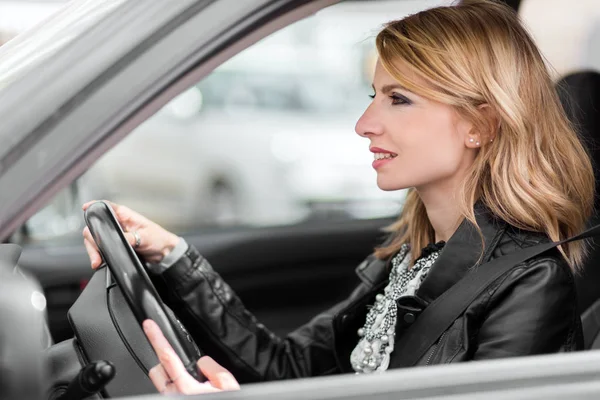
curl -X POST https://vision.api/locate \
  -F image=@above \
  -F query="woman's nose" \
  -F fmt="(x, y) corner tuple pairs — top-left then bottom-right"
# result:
(355, 104), (383, 138)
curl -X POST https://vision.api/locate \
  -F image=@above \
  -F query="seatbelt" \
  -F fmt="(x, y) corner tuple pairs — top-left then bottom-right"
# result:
(393, 223), (600, 368)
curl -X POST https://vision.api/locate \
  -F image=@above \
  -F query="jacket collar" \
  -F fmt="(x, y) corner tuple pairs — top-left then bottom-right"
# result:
(354, 255), (388, 288)
(416, 203), (506, 304)
(355, 203), (507, 303)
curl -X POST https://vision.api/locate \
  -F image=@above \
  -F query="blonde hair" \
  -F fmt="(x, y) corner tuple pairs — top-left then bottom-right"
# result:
(374, 0), (595, 270)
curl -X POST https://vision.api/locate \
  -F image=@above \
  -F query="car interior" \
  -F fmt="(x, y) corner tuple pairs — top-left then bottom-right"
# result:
(40, 47), (600, 400)
(1, 0), (600, 399)
(558, 70), (600, 349)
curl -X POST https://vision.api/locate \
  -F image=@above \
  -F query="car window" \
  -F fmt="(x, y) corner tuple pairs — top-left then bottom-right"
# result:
(18, 0), (453, 241)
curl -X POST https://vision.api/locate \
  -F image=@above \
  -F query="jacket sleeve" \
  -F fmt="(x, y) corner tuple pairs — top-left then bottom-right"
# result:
(155, 244), (359, 383)
(473, 256), (581, 360)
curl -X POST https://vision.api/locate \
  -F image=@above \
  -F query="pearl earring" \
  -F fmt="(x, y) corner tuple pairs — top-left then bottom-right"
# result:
(469, 138), (474, 143)
(476, 141), (480, 146)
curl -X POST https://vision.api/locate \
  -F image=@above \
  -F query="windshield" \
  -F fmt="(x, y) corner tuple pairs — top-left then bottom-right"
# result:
(0, 0), (126, 89)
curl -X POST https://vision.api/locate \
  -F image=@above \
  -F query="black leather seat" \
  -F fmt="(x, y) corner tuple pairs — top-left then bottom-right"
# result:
(556, 70), (600, 349)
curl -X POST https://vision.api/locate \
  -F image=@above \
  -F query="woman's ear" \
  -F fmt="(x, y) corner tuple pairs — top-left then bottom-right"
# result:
(477, 103), (499, 144)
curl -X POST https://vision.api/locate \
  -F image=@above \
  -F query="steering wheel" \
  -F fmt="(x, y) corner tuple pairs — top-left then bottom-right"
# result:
(57, 201), (205, 398)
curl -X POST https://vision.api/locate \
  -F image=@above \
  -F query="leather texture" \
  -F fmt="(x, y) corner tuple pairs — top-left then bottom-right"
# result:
(67, 264), (202, 397)
(68, 266), (156, 397)
(108, 283), (160, 371)
(157, 205), (583, 383)
(108, 278), (200, 369)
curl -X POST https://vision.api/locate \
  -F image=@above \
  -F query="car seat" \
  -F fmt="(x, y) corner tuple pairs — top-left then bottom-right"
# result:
(556, 70), (600, 349)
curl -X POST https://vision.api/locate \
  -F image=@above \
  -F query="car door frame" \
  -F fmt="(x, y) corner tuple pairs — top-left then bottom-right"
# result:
(118, 349), (600, 399)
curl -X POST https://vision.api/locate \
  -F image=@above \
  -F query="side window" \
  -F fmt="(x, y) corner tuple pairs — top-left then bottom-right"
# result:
(20, 0), (453, 241)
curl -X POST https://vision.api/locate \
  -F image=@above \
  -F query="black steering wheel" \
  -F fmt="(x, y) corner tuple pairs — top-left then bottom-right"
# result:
(61, 201), (205, 398)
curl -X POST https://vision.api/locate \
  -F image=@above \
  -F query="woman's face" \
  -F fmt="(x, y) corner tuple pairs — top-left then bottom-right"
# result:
(355, 61), (478, 193)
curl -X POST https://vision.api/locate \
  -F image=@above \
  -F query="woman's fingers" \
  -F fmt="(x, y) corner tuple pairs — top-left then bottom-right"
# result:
(122, 231), (139, 249)
(83, 238), (102, 269)
(82, 231), (136, 270)
(143, 319), (238, 394)
(82, 226), (96, 246)
(82, 200), (94, 211)
(82, 227), (102, 269)
(148, 363), (219, 395)
(143, 320), (176, 359)
(82, 207), (138, 246)
(81, 200), (179, 266)
(143, 320), (201, 392)
(148, 364), (178, 394)
(82, 201), (141, 258)
(197, 356), (241, 391)
(82, 200), (134, 228)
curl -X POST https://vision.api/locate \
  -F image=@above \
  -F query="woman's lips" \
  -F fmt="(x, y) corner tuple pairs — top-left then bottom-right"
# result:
(370, 146), (396, 155)
(372, 157), (394, 169)
(370, 147), (398, 170)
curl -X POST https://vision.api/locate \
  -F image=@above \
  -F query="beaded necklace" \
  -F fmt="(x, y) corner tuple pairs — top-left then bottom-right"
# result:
(350, 242), (444, 373)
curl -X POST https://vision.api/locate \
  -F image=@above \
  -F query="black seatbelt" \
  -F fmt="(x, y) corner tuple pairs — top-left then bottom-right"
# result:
(393, 223), (600, 368)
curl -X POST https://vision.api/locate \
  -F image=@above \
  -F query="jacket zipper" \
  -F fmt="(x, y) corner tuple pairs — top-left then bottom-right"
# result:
(425, 331), (447, 365)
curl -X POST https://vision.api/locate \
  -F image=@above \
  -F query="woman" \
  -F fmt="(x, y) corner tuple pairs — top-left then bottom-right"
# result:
(83, 0), (595, 395)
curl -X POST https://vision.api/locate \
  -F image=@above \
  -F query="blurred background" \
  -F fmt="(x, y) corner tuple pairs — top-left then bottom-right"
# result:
(1, 0), (599, 243)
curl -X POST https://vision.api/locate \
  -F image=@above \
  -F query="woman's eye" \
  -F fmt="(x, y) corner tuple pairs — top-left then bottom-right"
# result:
(368, 94), (375, 99)
(391, 94), (411, 105)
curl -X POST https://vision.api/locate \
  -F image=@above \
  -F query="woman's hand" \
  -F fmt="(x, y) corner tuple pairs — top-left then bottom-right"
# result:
(143, 319), (240, 395)
(82, 200), (180, 269)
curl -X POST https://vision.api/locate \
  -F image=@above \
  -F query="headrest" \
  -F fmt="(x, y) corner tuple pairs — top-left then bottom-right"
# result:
(557, 70), (600, 151)
(556, 71), (600, 210)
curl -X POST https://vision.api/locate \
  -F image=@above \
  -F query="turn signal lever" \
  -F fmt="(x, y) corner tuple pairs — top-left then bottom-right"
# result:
(53, 361), (115, 400)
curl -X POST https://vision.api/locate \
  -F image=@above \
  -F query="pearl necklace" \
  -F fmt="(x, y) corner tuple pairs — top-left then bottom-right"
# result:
(350, 244), (443, 374)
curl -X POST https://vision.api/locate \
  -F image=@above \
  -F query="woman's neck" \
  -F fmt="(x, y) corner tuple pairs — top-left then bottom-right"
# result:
(416, 185), (463, 243)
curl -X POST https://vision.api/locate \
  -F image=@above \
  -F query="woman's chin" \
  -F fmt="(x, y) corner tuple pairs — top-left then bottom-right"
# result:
(376, 179), (409, 192)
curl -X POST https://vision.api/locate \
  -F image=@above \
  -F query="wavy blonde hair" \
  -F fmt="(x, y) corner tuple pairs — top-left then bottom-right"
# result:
(373, 0), (595, 270)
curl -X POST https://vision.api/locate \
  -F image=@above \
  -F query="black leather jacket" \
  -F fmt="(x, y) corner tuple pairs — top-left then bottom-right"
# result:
(157, 208), (583, 383)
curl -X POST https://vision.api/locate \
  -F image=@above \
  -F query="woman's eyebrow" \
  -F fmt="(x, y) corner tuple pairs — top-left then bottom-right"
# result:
(371, 83), (410, 94)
